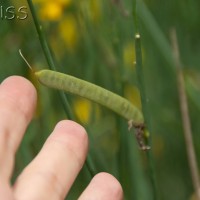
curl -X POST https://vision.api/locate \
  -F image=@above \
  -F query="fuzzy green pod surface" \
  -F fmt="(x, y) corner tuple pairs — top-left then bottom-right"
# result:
(35, 69), (144, 124)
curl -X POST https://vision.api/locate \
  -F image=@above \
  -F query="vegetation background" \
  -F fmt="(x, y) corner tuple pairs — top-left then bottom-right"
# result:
(0, 0), (200, 199)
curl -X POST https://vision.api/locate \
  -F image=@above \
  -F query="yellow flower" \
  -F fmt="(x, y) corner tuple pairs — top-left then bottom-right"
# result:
(59, 15), (78, 50)
(123, 43), (145, 69)
(73, 99), (91, 124)
(73, 98), (100, 124)
(123, 43), (136, 68)
(33, 0), (72, 21)
(124, 84), (141, 109)
(39, 2), (63, 21)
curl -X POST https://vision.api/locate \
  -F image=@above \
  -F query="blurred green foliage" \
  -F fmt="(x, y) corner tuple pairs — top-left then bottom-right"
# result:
(0, 0), (200, 199)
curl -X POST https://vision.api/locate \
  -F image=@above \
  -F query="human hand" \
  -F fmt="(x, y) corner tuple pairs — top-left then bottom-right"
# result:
(0, 76), (123, 200)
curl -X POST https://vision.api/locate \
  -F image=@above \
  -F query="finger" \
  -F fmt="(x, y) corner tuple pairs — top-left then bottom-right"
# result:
(14, 120), (88, 200)
(0, 76), (37, 180)
(78, 172), (123, 200)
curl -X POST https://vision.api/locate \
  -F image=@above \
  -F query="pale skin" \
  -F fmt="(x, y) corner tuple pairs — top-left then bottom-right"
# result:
(0, 76), (123, 200)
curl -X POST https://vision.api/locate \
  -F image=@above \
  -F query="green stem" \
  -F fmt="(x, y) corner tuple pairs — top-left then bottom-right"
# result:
(26, 0), (95, 178)
(137, 0), (174, 70)
(26, 0), (54, 70)
(26, 0), (73, 119)
(133, 0), (158, 199)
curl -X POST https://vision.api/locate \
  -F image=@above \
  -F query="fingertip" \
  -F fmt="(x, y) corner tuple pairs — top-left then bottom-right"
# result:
(1, 76), (36, 95)
(54, 120), (87, 136)
(49, 120), (88, 165)
(53, 120), (88, 143)
(0, 75), (37, 121)
(79, 172), (123, 200)
(92, 172), (123, 199)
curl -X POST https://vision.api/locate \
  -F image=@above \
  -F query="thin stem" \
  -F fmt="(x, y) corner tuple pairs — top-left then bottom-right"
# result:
(26, 0), (54, 70)
(137, 1), (174, 70)
(26, 0), (95, 178)
(170, 28), (200, 200)
(26, 0), (73, 119)
(133, 0), (158, 199)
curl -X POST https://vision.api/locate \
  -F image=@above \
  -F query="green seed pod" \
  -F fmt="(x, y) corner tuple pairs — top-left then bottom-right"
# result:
(35, 69), (144, 124)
